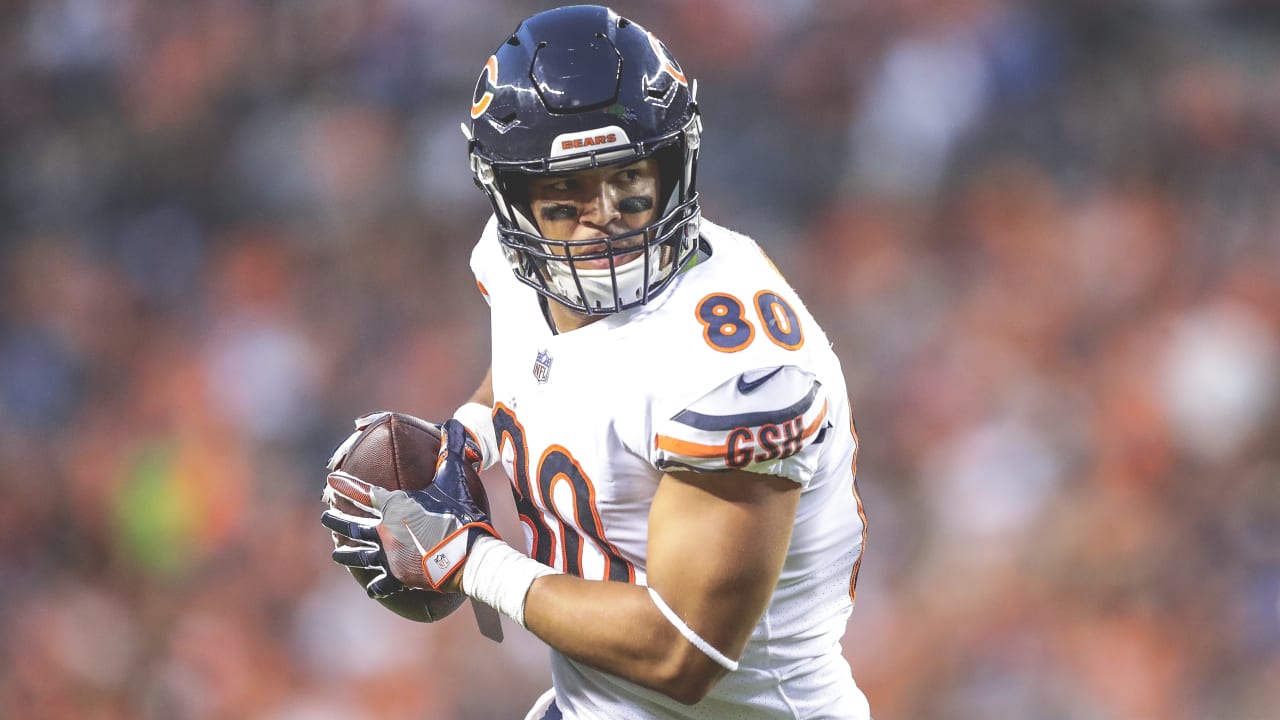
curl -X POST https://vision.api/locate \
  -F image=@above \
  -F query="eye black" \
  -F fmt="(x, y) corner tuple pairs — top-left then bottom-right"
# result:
(541, 204), (578, 221)
(618, 196), (653, 214)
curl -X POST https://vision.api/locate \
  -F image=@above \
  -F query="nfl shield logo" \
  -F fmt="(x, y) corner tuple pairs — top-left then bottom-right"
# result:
(532, 349), (553, 384)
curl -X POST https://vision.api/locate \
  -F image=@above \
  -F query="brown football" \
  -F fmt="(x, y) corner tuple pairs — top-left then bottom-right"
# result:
(327, 411), (488, 622)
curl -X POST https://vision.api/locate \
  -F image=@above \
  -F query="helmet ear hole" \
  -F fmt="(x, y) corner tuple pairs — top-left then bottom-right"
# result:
(499, 173), (531, 206)
(654, 145), (683, 210)
(496, 173), (539, 235)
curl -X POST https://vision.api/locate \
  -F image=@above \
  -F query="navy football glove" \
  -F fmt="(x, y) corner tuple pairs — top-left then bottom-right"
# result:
(321, 419), (496, 598)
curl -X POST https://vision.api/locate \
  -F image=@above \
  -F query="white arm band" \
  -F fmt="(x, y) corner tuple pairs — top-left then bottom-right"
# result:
(647, 587), (740, 672)
(462, 536), (559, 628)
(453, 402), (501, 471)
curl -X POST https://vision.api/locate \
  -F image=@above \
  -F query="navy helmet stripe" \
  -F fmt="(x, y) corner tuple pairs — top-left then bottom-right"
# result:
(672, 381), (820, 432)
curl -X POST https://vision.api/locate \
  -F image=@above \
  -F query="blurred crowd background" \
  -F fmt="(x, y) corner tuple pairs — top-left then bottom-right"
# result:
(2, 0), (1278, 718)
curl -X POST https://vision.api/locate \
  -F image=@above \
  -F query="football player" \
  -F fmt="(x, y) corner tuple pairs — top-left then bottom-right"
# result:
(323, 5), (871, 718)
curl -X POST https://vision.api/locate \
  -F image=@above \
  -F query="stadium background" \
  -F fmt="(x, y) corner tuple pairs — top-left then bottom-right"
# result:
(1, 0), (1278, 717)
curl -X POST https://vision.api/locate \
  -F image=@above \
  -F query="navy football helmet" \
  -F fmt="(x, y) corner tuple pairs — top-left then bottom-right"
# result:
(464, 5), (702, 315)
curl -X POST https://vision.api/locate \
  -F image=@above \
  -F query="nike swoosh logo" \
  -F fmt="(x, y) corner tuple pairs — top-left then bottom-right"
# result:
(737, 367), (784, 394)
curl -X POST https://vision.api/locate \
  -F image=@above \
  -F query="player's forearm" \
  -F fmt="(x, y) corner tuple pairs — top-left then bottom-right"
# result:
(521, 574), (728, 704)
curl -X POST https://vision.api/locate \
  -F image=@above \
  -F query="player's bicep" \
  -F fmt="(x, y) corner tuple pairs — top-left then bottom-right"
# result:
(645, 467), (801, 666)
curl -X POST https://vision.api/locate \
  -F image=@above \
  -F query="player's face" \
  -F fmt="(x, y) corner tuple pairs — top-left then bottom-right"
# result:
(527, 158), (661, 269)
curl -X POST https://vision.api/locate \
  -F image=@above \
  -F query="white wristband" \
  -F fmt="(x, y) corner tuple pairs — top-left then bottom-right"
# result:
(647, 587), (740, 672)
(462, 536), (559, 628)
(453, 402), (500, 471)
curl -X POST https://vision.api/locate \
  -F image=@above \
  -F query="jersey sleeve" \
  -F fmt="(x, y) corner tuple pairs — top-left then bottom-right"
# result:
(651, 365), (831, 486)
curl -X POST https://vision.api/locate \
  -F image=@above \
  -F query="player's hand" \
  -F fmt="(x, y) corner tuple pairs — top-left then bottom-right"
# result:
(321, 420), (497, 597)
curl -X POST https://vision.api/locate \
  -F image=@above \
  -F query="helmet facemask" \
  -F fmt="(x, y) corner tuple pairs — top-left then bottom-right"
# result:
(472, 113), (702, 315)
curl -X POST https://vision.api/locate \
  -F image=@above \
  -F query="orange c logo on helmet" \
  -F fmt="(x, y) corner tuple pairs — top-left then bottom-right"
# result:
(471, 55), (498, 119)
(647, 32), (687, 86)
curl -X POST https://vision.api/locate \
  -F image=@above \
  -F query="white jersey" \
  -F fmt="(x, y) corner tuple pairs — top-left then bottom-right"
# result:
(471, 217), (870, 720)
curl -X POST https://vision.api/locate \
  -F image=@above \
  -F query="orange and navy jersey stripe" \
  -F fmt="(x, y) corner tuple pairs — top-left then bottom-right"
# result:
(654, 399), (827, 459)
(652, 366), (829, 484)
